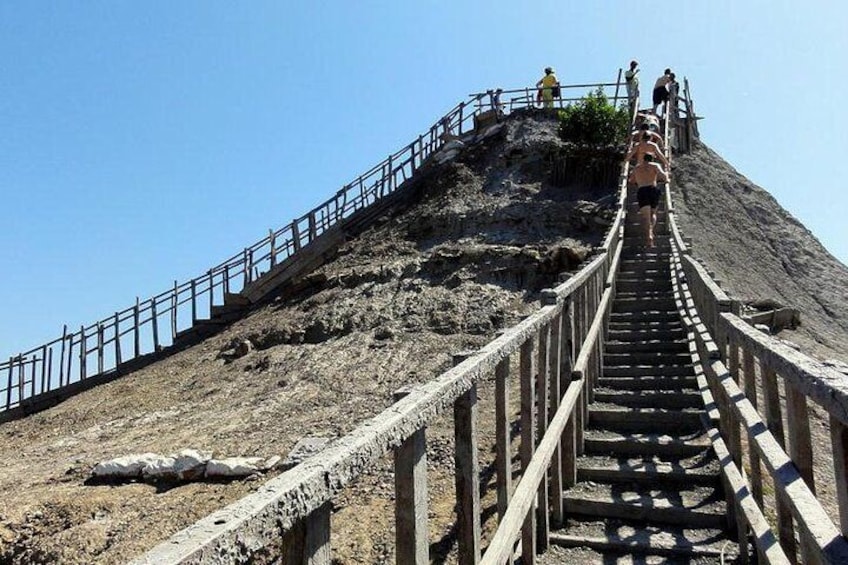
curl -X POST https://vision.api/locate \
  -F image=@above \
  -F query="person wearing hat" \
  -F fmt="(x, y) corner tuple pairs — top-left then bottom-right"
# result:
(536, 67), (559, 109)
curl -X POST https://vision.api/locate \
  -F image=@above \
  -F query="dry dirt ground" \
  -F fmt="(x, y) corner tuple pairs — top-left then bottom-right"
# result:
(2, 113), (846, 564)
(0, 112), (616, 564)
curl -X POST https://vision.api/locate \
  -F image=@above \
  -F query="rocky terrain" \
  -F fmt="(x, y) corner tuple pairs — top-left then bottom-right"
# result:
(1, 110), (846, 564)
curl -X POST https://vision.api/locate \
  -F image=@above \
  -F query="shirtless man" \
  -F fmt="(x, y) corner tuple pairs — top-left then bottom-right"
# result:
(652, 69), (673, 114)
(628, 154), (669, 248)
(629, 123), (665, 151)
(626, 133), (668, 169)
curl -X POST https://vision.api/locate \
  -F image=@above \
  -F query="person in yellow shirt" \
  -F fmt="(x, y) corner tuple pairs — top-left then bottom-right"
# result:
(536, 67), (559, 109)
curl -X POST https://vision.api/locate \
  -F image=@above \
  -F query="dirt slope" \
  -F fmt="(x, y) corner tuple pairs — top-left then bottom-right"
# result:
(672, 139), (848, 361)
(0, 111), (616, 564)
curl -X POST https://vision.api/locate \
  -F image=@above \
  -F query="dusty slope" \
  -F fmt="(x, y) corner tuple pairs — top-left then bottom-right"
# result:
(0, 111), (617, 564)
(672, 139), (848, 361)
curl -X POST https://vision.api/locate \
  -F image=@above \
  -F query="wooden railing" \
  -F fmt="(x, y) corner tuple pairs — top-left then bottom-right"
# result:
(666, 173), (848, 563)
(131, 87), (634, 565)
(1, 75), (629, 418)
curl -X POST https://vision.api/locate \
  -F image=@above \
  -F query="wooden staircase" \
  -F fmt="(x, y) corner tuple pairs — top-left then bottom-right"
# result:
(547, 191), (743, 563)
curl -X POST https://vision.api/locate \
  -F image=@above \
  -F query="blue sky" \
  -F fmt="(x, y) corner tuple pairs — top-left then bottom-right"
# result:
(1, 1), (845, 359)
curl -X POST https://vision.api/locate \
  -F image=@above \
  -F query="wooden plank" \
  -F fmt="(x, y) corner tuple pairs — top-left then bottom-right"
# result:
(79, 325), (86, 381)
(830, 416), (848, 537)
(394, 387), (429, 565)
(728, 339), (742, 468)
(97, 323), (104, 375)
(151, 301), (160, 351)
(520, 338), (537, 564)
(59, 324), (68, 387)
(495, 358), (512, 522)
(133, 299), (140, 357)
(113, 313), (122, 367)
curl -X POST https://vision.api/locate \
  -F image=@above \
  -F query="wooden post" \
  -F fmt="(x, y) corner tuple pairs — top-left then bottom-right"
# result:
(29, 357), (36, 398)
(785, 382), (815, 493)
(114, 313), (122, 368)
(45, 347), (53, 395)
(308, 211), (317, 241)
(453, 354), (481, 565)
(292, 221), (302, 252)
(40, 345), (48, 394)
(269, 229), (277, 267)
(133, 298), (141, 357)
(59, 324), (68, 387)
(65, 329), (74, 387)
(77, 325), (86, 381)
(97, 322), (104, 375)
(830, 416), (848, 537)
(171, 281), (178, 341)
(191, 280), (197, 325)
(549, 312), (564, 526)
(536, 325), (550, 551)
(494, 358), (512, 522)
(520, 338), (537, 564)
(151, 300), (160, 351)
(393, 388), (429, 565)
(281, 502), (332, 565)
(742, 348), (764, 506)
(763, 366), (796, 559)
(5, 358), (12, 410)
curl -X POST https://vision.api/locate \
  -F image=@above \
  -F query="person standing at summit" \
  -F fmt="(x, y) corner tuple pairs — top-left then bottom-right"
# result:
(652, 68), (674, 115)
(536, 67), (559, 109)
(625, 60), (639, 110)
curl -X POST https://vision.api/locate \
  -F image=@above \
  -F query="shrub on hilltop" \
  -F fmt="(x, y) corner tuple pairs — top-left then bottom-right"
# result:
(557, 88), (630, 147)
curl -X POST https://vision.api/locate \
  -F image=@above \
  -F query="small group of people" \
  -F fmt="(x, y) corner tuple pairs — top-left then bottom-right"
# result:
(624, 61), (678, 116)
(627, 111), (670, 248)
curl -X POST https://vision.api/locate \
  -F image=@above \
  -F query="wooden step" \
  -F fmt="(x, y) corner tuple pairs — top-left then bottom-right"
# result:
(603, 351), (692, 366)
(588, 407), (704, 433)
(583, 430), (711, 458)
(612, 297), (677, 312)
(597, 375), (698, 390)
(603, 365), (695, 377)
(548, 519), (738, 562)
(609, 311), (680, 324)
(605, 340), (688, 354)
(577, 453), (720, 486)
(616, 279), (673, 293)
(593, 389), (701, 409)
(561, 482), (727, 529)
(606, 328), (685, 341)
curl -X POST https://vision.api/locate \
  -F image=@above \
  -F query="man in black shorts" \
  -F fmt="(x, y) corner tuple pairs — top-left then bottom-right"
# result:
(628, 154), (669, 248)
(652, 69), (674, 115)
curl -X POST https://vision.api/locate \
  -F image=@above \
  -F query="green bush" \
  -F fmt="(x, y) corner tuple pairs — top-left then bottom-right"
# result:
(557, 88), (630, 146)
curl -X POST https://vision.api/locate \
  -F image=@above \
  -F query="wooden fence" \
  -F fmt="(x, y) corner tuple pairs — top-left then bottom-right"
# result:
(666, 186), (848, 564)
(1, 74), (630, 419)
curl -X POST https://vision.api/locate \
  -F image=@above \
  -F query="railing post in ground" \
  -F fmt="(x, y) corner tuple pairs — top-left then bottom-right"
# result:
(269, 229), (277, 267)
(113, 312), (122, 368)
(742, 348), (764, 506)
(97, 322), (104, 375)
(292, 221), (302, 252)
(535, 324), (550, 551)
(79, 325), (86, 381)
(281, 502), (332, 565)
(40, 344), (49, 394)
(786, 379), (817, 565)
(520, 337), (537, 564)
(452, 352), (481, 565)
(151, 300), (160, 352)
(133, 299), (140, 357)
(171, 281), (178, 341)
(727, 338), (742, 468)
(785, 382), (815, 493)
(494, 357), (512, 523)
(59, 324), (68, 387)
(547, 309), (564, 527)
(830, 416), (848, 538)
(5, 358), (12, 410)
(393, 387), (429, 565)
(761, 364), (796, 560)
(190, 280), (197, 325)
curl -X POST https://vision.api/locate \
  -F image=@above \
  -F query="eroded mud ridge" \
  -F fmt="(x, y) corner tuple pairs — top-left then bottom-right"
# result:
(0, 112), (619, 564)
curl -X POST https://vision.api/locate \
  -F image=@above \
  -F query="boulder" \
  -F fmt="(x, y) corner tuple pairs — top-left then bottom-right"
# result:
(91, 453), (160, 479)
